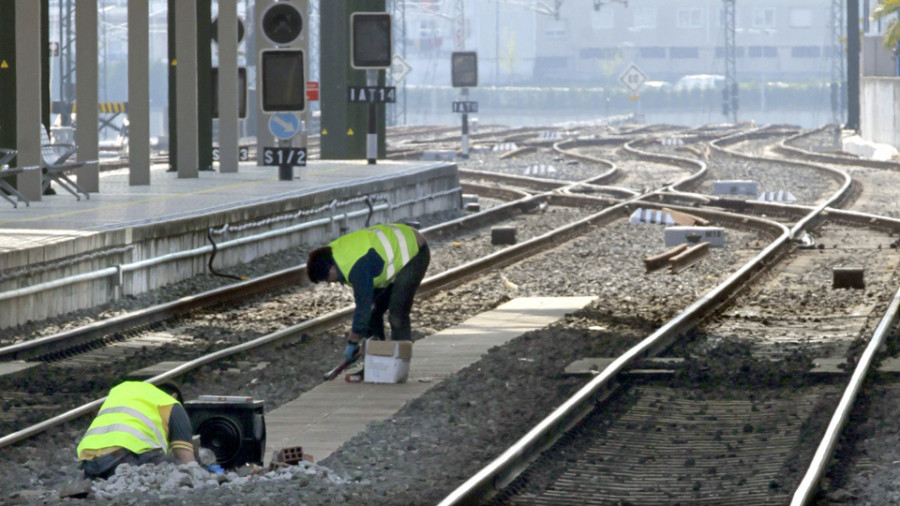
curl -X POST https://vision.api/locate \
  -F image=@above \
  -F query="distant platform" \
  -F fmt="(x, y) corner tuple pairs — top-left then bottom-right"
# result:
(0, 159), (460, 327)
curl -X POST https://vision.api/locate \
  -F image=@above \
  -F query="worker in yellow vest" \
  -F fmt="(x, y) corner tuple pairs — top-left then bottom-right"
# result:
(306, 223), (430, 363)
(76, 381), (196, 479)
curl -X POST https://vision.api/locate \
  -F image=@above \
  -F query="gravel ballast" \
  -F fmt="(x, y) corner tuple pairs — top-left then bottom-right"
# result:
(3, 127), (900, 505)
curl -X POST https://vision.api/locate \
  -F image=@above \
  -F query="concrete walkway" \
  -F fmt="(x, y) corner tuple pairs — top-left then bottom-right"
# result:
(263, 296), (596, 463)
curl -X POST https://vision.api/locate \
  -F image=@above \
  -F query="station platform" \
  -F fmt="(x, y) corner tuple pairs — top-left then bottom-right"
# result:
(0, 159), (460, 328)
(263, 296), (596, 464)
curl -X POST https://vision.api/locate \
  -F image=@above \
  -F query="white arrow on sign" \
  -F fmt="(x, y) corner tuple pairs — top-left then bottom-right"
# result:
(273, 115), (296, 133)
(390, 54), (413, 84)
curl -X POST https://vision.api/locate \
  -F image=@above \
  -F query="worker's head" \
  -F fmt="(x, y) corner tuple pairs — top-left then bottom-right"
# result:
(157, 381), (184, 403)
(307, 246), (336, 283)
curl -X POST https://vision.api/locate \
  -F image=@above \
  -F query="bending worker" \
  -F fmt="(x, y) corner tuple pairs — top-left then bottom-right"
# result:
(306, 222), (430, 363)
(76, 381), (196, 479)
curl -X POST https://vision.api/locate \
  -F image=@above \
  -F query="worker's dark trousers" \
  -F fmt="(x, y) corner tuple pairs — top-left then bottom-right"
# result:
(368, 244), (430, 341)
(81, 448), (178, 480)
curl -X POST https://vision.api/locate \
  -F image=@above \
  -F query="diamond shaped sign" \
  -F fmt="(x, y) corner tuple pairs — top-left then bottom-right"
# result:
(390, 54), (413, 84)
(619, 64), (648, 93)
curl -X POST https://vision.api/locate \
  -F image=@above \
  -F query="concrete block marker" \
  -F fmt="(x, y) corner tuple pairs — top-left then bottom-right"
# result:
(713, 180), (757, 196)
(757, 190), (797, 202)
(262, 297), (595, 464)
(423, 150), (457, 161)
(491, 226), (517, 245)
(492, 142), (518, 152)
(665, 226), (725, 248)
(630, 208), (674, 226)
(833, 267), (865, 289)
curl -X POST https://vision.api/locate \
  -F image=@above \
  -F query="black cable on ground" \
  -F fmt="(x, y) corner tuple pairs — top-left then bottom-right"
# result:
(207, 228), (248, 281)
(365, 195), (374, 227)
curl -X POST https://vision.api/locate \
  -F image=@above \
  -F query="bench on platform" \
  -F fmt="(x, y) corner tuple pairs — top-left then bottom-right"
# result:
(40, 126), (91, 201)
(0, 148), (30, 208)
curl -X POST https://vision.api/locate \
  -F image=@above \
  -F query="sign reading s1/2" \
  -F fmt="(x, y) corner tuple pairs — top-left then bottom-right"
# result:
(452, 101), (478, 113)
(212, 146), (250, 162)
(347, 86), (397, 103)
(262, 147), (307, 166)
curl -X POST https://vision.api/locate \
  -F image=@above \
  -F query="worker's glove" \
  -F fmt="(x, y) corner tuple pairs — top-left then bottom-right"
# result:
(345, 341), (361, 363)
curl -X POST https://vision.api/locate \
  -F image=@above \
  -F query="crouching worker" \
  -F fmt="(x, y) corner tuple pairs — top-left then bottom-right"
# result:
(306, 223), (430, 364)
(76, 381), (196, 480)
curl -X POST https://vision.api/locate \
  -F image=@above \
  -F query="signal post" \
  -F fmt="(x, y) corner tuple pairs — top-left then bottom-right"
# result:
(255, 0), (309, 180)
(451, 52), (478, 159)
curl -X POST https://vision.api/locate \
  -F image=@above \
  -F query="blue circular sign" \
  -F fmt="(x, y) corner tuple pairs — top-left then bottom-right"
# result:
(268, 113), (301, 140)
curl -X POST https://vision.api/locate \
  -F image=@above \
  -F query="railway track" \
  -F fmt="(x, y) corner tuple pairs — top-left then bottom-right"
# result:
(440, 126), (900, 505)
(0, 148), (622, 444)
(5, 123), (900, 505)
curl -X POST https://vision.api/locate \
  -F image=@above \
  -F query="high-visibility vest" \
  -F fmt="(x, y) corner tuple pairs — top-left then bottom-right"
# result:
(76, 382), (179, 458)
(331, 224), (420, 289)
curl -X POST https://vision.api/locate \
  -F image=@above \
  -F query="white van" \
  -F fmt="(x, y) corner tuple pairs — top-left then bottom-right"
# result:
(673, 74), (725, 91)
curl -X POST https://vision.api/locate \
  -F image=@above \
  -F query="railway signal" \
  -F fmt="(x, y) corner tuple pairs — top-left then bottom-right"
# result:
(350, 12), (393, 165)
(452, 51), (478, 159)
(255, 0), (309, 179)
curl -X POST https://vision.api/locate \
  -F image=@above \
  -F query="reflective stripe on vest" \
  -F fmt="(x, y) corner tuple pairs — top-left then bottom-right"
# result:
(371, 227), (396, 279)
(76, 382), (178, 459)
(370, 224), (414, 284)
(83, 423), (164, 452)
(331, 224), (418, 289)
(92, 406), (167, 452)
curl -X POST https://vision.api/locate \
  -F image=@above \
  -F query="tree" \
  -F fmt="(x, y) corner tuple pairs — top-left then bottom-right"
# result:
(872, 0), (900, 54)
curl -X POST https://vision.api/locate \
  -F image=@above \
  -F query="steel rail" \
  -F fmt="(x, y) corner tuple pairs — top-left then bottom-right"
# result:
(0, 191), (634, 449)
(776, 126), (900, 170)
(0, 186), (543, 362)
(439, 213), (792, 505)
(439, 125), (855, 505)
(792, 267), (900, 504)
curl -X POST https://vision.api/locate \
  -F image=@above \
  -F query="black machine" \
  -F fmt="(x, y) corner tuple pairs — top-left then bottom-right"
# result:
(184, 396), (266, 469)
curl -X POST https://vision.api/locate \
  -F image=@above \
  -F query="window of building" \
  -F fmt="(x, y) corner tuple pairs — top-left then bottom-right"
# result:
(789, 9), (813, 28)
(580, 47), (621, 59)
(715, 46), (746, 58)
(791, 46), (821, 58)
(545, 19), (568, 39)
(535, 57), (568, 70)
(633, 8), (657, 29)
(753, 8), (776, 28)
(640, 46), (666, 59)
(748, 45), (777, 58)
(591, 8), (614, 30)
(677, 8), (704, 28)
(670, 47), (700, 58)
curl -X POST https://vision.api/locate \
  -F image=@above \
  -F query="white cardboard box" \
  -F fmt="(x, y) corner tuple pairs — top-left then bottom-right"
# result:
(364, 339), (412, 384)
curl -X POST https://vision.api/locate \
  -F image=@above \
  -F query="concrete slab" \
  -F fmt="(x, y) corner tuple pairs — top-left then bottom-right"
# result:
(0, 360), (41, 377)
(263, 296), (595, 463)
(125, 361), (188, 381)
(810, 357), (848, 375)
(878, 356), (900, 373)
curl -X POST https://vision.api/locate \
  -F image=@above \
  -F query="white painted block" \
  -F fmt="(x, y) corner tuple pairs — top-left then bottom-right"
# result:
(629, 208), (674, 226)
(664, 226), (726, 248)
(423, 150), (457, 161)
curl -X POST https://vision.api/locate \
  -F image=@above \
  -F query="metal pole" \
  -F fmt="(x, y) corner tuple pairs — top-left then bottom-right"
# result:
(15, 0), (43, 201)
(218, 0), (240, 173)
(174, 0), (199, 177)
(128, 0), (151, 185)
(846, 0), (860, 131)
(75, 0), (99, 192)
(460, 87), (469, 158)
(367, 68), (377, 164)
